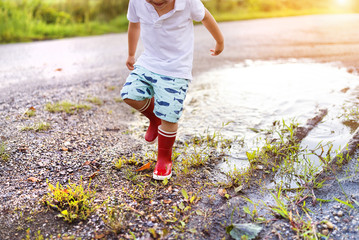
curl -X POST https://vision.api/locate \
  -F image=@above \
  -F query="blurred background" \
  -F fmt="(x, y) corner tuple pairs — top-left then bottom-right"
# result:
(0, 0), (358, 43)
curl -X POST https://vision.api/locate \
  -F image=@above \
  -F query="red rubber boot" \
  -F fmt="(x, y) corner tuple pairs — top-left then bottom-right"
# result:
(138, 98), (161, 144)
(153, 126), (176, 180)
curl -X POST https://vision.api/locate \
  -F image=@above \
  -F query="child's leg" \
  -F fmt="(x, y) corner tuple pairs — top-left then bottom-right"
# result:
(153, 120), (178, 180)
(124, 98), (161, 144)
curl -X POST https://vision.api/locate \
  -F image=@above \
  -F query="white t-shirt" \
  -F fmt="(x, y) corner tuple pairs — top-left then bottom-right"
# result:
(127, 0), (205, 80)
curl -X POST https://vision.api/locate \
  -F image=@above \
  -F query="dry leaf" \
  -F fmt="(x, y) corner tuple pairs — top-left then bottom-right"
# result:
(94, 233), (106, 239)
(134, 162), (151, 172)
(167, 186), (172, 192)
(163, 199), (172, 204)
(29, 106), (36, 111)
(83, 161), (91, 165)
(218, 188), (227, 197)
(62, 189), (69, 194)
(27, 177), (40, 183)
(88, 171), (99, 179)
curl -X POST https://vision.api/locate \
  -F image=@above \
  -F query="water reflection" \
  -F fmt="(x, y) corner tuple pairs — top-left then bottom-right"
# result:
(179, 60), (359, 174)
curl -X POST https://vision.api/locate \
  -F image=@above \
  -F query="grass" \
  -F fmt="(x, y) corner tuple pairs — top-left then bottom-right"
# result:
(24, 107), (36, 118)
(0, 0), (129, 43)
(21, 121), (51, 132)
(0, 141), (10, 161)
(1, 0), (358, 43)
(86, 96), (103, 106)
(45, 100), (91, 114)
(24, 229), (47, 240)
(102, 204), (127, 235)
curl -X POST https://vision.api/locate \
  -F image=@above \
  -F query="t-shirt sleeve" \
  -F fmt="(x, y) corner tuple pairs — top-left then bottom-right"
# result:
(190, 0), (205, 22)
(127, 0), (140, 23)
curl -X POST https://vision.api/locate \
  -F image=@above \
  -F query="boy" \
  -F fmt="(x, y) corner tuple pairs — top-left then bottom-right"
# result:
(120, 0), (224, 180)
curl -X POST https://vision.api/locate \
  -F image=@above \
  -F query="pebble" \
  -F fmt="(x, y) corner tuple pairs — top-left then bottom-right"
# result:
(338, 210), (344, 217)
(326, 221), (334, 229)
(322, 229), (329, 236)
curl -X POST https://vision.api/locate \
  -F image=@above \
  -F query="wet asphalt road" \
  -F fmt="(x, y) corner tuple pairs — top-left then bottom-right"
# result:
(0, 14), (359, 101)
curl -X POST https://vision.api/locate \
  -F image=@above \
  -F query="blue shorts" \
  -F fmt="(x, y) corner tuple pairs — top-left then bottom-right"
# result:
(120, 65), (189, 123)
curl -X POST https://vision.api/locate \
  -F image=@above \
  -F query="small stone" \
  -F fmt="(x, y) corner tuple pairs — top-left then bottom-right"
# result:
(146, 221), (154, 227)
(326, 221), (334, 229)
(322, 229), (329, 236)
(337, 210), (344, 217)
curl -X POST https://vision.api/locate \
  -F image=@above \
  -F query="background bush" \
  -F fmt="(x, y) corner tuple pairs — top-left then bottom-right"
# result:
(0, 0), (358, 43)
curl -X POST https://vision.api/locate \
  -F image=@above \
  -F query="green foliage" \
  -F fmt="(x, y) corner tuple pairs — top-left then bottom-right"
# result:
(24, 228), (46, 240)
(86, 96), (103, 106)
(114, 154), (141, 170)
(43, 178), (97, 223)
(0, 141), (10, 161)
(2, 0), (358, 43)
(102, 204), (127, 234)
(21, 121), (51, 132)
(0, 0), (129, 43)
(45, 100), (91, 114)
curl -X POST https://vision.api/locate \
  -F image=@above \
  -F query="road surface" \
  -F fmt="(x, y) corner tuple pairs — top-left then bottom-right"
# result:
(0, 14), (359, 100)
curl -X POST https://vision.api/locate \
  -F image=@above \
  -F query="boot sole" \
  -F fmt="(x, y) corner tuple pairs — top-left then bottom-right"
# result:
(153, 172), (172, 181)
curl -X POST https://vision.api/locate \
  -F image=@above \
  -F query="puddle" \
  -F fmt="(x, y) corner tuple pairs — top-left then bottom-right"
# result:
(178, 60), (359, 175)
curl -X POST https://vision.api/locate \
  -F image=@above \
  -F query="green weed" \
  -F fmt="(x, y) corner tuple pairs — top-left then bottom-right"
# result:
(114, 97), (123, 103)
(102, 204), (127, 234)
(21, 121), (51, 132)
(86, 96), (103, 106)
(114, 154), (141, 170)
(24, 228), (46, 240)
(265, 187), (319, 239)
(181, 145), (209, 168)
(42, 178), (97, 223)
(0, 141), (10, 161)
(45, 100), (91, 114)
(107, 86), (116, 91)
(24, 108), (36, 117)
(123, 182), (156, 202)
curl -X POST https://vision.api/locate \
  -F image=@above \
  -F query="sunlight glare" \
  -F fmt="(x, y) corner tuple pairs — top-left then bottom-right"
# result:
(336, 0), (350, 6)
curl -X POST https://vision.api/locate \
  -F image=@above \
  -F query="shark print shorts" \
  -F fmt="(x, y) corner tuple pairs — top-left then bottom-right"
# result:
(120, 65), (189, 123)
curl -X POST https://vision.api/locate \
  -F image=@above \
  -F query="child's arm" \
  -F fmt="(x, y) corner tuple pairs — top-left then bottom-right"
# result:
(126, 21), (141, 70)
(201, 9), (224, 56)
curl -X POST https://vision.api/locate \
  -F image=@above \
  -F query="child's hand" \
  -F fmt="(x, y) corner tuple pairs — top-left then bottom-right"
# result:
(126, 56), (136, 70)
(210, 41), (224, 56)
